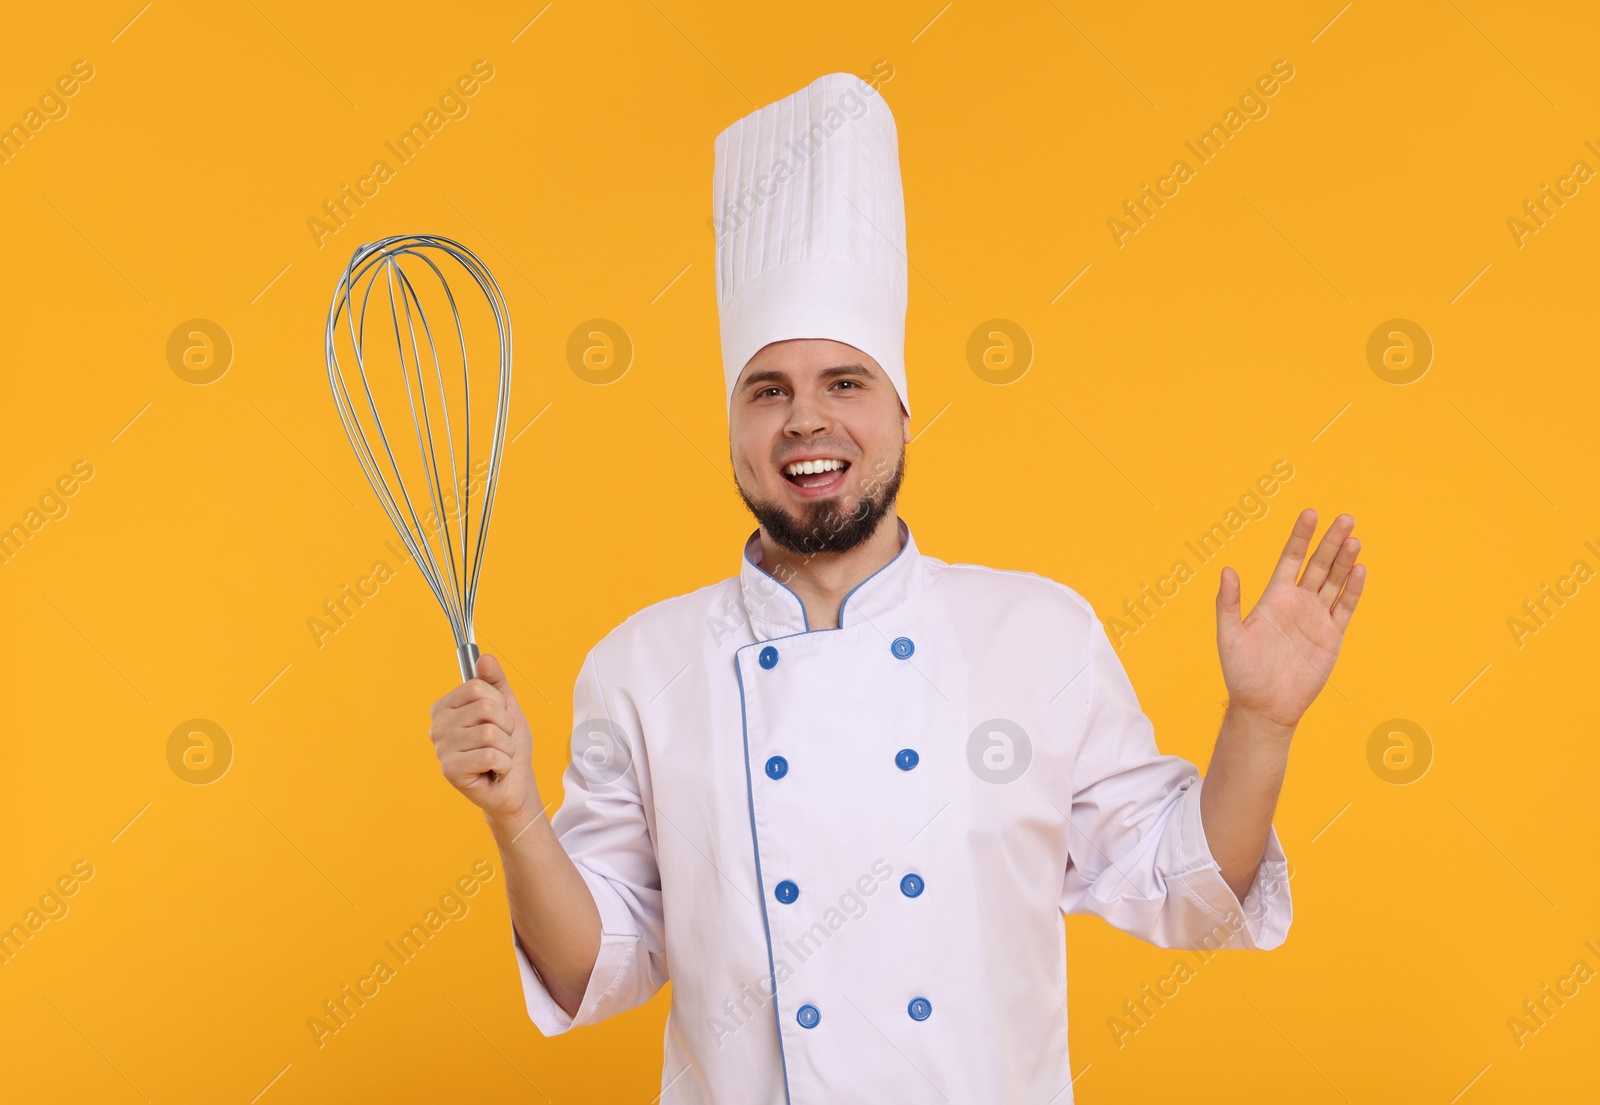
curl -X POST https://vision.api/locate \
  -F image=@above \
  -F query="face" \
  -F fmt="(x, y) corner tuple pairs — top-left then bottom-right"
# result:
(729, 339), (909, 557)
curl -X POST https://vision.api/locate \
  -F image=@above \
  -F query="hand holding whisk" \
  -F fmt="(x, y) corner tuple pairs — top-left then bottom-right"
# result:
(324, 235), (513, 691)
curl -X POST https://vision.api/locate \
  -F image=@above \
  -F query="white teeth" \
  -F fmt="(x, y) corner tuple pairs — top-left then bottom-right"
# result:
(784, 458), (847, 477)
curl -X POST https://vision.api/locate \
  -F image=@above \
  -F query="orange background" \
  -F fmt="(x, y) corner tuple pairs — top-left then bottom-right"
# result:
(2, 2), (1596, 1102)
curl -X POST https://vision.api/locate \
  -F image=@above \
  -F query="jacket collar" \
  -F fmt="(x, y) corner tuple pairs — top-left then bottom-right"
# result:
(739, 517), (923, 640)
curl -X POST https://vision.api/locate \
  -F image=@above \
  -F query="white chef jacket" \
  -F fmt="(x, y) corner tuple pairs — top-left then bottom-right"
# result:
(512, 518), (1291, 1104)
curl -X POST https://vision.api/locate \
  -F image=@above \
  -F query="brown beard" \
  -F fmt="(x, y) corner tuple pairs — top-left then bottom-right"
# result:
(735, 445), (906, 557)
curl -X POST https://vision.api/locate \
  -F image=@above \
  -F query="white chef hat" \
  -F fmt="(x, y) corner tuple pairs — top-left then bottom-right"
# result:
(712, 72), (910, 420)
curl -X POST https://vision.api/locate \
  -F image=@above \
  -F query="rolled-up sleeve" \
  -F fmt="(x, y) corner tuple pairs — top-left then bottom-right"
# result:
(1057, 610), (1292, 951)
(513, 645), (668, 1035)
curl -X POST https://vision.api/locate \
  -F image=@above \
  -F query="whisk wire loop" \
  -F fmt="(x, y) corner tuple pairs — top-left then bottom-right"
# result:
(324, 234), (513, 682)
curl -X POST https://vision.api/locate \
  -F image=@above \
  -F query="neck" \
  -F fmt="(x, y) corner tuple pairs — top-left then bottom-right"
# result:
(756, 509), (904, 630)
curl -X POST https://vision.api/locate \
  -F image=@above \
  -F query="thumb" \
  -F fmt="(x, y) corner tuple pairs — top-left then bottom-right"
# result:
(475, 653), (514, 700)
(1216, 566), (1243, 634)
(475, 653), (526, 719)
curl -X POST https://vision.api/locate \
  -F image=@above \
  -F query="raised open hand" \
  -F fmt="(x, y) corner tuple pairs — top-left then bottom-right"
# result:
(1215, 508), (1367, 734)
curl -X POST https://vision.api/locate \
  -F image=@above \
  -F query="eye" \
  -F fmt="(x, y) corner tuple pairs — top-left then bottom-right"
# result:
(756, 386), (784, 398)
(832, 380), (859, 390)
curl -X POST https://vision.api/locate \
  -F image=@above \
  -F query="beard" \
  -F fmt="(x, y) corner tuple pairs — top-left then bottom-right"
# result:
(736, 445), (906, 557)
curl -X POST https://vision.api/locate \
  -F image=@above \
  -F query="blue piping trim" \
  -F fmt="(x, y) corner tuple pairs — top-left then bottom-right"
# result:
(742, 530), (810, 632)
(837, 519), (912, 628)
(742, 519), (913, 634)
(731, 518), (916, 1104)
(734, 650), (795, 1104)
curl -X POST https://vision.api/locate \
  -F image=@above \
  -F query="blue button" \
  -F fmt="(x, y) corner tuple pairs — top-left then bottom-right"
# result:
(890, 637), (915, 659)
(900, 873), (925, 898)
(895, 748), (919, 771)
(765, 755), (788, 780)
(908, 997), (932, 1021)
(796, 1003), (821, 1028)
(759, 645), (779, 669)
(774, 879), (799, 904)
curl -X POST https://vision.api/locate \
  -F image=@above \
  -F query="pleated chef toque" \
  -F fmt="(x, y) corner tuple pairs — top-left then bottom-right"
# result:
(713, 72), (910, 420)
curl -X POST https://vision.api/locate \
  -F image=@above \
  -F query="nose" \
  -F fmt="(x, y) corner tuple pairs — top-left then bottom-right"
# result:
(783, 387), (831, 438)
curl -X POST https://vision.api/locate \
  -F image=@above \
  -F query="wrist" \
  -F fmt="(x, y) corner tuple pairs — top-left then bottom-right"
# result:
(486, 800), (549, 849)
(1224, 701), (1298, 743)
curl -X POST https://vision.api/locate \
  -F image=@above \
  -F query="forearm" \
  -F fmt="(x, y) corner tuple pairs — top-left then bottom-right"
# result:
(487, 805), (602, 1019)
(1198, 705), (1294, 901)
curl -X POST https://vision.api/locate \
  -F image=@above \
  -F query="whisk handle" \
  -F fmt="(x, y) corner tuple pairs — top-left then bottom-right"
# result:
(456, 640), (496, 782)
(457, 641), (481, 683)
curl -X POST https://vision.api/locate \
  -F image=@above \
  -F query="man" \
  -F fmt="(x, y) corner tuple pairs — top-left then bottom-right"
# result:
(428, 73), (1365, 1103)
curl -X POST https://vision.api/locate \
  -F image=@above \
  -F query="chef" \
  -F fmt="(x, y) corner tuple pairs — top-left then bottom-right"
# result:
(428, 72), (1366, 1104)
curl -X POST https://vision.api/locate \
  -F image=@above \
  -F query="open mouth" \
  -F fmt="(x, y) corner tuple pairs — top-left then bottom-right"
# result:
(781, 457), (851, 492)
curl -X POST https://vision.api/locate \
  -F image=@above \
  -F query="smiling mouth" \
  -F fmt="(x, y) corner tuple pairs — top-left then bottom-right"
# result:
(781, 457), (851, 490)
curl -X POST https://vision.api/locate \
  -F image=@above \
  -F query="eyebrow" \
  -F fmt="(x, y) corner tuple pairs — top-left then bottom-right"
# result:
(740, 363), (873, 393)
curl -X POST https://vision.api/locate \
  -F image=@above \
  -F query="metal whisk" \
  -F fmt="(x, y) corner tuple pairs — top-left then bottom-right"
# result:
(324, 234), (513, 684)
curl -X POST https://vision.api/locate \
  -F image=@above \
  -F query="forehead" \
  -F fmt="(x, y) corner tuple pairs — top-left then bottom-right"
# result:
(735, 338), (884, 388)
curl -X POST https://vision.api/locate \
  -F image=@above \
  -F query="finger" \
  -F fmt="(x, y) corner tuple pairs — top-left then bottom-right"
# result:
(443, 695), (514, 737)
(477, 652), (509, 691)
(1318, 536), (1361, 604)
(442, 745), (513, 785)
(431, 675), (500, 719)
(1298, 514), (1355, 592)
(475, 653), (522, 711)
(1269, 509), (1318, 587)
(1216, 565), (1242, 637)
(1331, 563), (1367, 633)
(431, 720), (515, 759)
